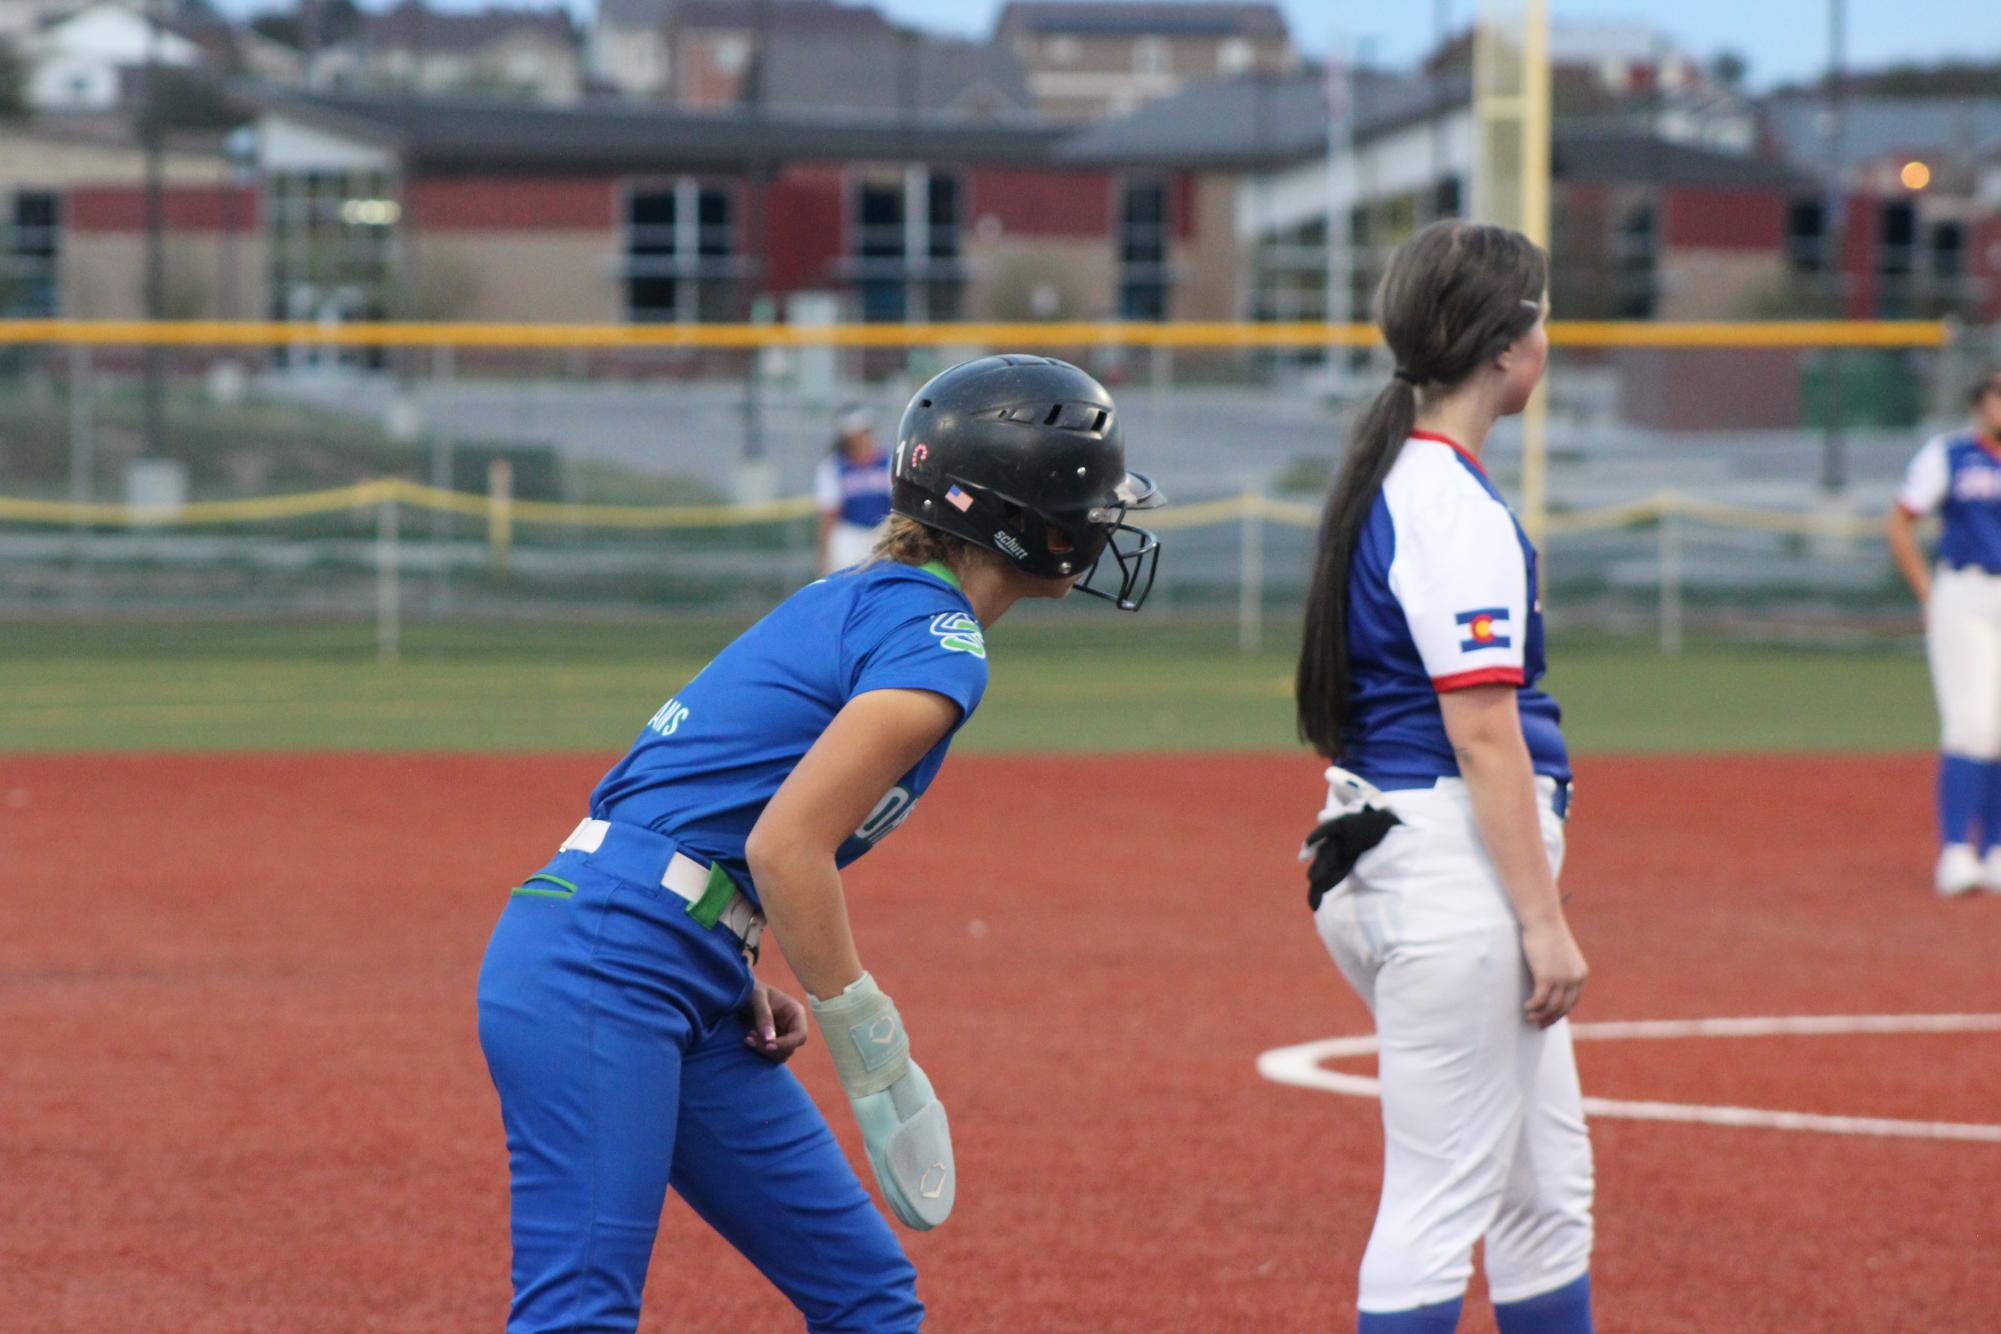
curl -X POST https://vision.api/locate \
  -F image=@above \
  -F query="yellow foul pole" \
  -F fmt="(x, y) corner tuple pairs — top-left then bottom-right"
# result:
(1473, 0), (1552, 545)
(1520, 0), (1551, 547)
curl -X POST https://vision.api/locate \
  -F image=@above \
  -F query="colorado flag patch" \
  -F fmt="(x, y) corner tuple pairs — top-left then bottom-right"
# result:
(1455, 607), (1512, 651)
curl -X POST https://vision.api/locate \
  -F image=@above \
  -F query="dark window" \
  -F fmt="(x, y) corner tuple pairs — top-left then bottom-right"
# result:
(628, 188), (676, 255)
(1878, 201), (1915, 274)
(856, 177), (905, 260)
(1433, 176), (1462, 220)
(1120, 177), (1167, 265)
(625, 187), (678, 321)
(627, 275), (679, 321)
(1876, 200), (1918, 316)
(1933, 220), (1964, 281)
(696, 186), (731, 258)
(1119, 176), (1170, 320)
(848, 169), (961, 323)
(1611, 201), (1657, 319)
(1785, 198), (1826, 274)
(858, 278), (906, 322)
(264, 168), (397, 361)
(6, 191), (61, 316)
(926, 173), (959, 260)
(623, 182), (734, 322)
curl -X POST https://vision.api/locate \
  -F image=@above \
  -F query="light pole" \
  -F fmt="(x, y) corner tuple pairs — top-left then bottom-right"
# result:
(1821, 0), (1847, 494)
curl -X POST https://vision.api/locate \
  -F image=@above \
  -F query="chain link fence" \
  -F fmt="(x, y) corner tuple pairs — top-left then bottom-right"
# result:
(1, 319), (1991, 651)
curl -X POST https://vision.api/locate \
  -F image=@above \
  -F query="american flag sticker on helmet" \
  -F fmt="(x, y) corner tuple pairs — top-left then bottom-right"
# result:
(945, 486), (973, 512)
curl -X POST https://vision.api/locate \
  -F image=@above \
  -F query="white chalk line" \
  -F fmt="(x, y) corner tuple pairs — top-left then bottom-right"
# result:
(1255, 1013), (2001, 1143)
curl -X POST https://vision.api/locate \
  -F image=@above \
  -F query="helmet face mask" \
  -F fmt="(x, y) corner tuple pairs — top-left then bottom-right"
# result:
(1072, 480), (1163, 612)
(891, 355), (1164, 612)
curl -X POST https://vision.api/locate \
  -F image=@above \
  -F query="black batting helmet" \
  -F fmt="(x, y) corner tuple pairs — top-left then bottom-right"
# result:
(890, 355), (1162, 611)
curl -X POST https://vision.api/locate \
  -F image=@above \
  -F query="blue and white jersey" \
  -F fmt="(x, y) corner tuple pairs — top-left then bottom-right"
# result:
(590, 561), (989, 905)
(1341, 431), (1569, 788)
(815, 451), (894, 530)
(1897, 432), (2001, 573)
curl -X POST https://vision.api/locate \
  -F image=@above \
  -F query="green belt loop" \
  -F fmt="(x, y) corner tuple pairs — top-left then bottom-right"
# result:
(687, 860), (737, 928)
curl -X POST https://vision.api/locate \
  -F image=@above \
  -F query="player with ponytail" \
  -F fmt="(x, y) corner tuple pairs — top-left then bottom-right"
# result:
(1887, 362), (2001, 894)
(1295, 220), (1596, 1333)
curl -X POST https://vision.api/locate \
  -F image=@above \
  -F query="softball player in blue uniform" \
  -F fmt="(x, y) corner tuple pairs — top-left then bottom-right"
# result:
(475, 355), (1160, 1333)
(1887, 363), (2001, 895)
(815, 404), (894, 575)
(1295, 222), (1594, 1333)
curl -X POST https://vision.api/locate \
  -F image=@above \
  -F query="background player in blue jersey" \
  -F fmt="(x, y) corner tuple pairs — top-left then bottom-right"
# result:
(816, 403), (894, 574)
(1887, 363), (2001, 896)
(1294, 221), (1594, 1334)
(475, 355), (1160, 1333)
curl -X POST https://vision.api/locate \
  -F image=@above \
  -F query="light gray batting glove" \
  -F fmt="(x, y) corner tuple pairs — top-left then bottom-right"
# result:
(807, 972), (955, 1230)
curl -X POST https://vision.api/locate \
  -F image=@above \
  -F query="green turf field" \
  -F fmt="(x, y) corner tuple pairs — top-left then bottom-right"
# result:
(0, 617), (1935, 754)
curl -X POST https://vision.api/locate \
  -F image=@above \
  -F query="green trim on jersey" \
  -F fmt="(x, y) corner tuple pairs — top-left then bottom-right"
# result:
(918, 560), (963, 594)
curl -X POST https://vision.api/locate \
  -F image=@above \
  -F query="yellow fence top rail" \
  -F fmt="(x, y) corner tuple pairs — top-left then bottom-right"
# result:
(0, 480), (1893, 538)
(0, 319), (1953, 350)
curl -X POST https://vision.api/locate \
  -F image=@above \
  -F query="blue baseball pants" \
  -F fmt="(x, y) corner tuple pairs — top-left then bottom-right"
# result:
(476, 834), (922, 1333)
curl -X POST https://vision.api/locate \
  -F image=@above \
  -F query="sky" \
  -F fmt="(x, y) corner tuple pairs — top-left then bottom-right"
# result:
(211, 0), (1999, 92)
(870, 0), (1996, 90)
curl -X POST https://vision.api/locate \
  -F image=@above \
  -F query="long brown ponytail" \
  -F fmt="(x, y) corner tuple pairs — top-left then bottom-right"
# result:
(1295, 220), (1549, 758)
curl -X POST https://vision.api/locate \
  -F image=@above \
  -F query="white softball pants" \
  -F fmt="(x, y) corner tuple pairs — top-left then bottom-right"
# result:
(823, 520), (884, 574)
(1927, 565), (2001, 758)
(1313, 776), (1594, 1313)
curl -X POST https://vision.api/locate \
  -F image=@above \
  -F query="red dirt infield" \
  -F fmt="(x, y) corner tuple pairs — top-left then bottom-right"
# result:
(2, 752), (1997, 1332)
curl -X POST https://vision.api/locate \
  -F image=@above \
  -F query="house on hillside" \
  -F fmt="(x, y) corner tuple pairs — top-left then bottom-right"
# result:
(587, 0), (1030, 118)
(20, 0), (204, 111)
(314, 2), (581, 104)
(755, 28), (1030, 120)
(995, 0), (1295, 120)
(660, 0), (890, 109)
(588, 0), (672, 98)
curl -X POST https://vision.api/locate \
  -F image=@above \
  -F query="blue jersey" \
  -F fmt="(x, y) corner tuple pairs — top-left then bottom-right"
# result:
(1340, 432), (1569, 788)
(815, 451), (894, 529)
(590, 561), (989, 904)
(1898, 432), (2001, 572)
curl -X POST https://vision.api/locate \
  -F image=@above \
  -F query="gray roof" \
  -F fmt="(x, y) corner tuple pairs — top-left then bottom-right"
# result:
(1763, 96), (2001, 173)
(1058, 69), (1455, 169)
(668, 0), (890, 36)
(756, 30), (1032, 119)
(1060, 69), (1823, 192)
(996, 2), (1287, 40)
(596, 0), (674, 31)
(1552, 130), (1816, 190)
(361, 3), (576, 55)
(261, 91), (1065, 173)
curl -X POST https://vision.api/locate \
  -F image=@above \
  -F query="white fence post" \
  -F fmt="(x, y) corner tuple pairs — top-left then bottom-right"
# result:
(68, 341), (95, 605)
(430, 342), (456, 610)
(487, 457), (514, 580)
(1239, 489), (1264, 654)
(1149, 342), (1173, 452)
(1658, 502), (1683, 657)
(377, 494), (401, 663)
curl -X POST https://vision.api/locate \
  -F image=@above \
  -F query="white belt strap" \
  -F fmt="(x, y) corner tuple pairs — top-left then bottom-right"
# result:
(561, 816), (609, 854)
(559, 817), (765, 953)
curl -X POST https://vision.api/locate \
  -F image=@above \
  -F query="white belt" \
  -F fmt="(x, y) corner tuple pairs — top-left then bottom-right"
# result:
(559, 817), (765, 954)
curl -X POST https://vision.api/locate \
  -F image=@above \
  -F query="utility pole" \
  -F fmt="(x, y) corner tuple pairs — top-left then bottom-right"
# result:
(1821, 0), (1847, 493)
(1428, 0), (1448, 221)
(141, 0), (165, 457)
(739, 0), (772, 493)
